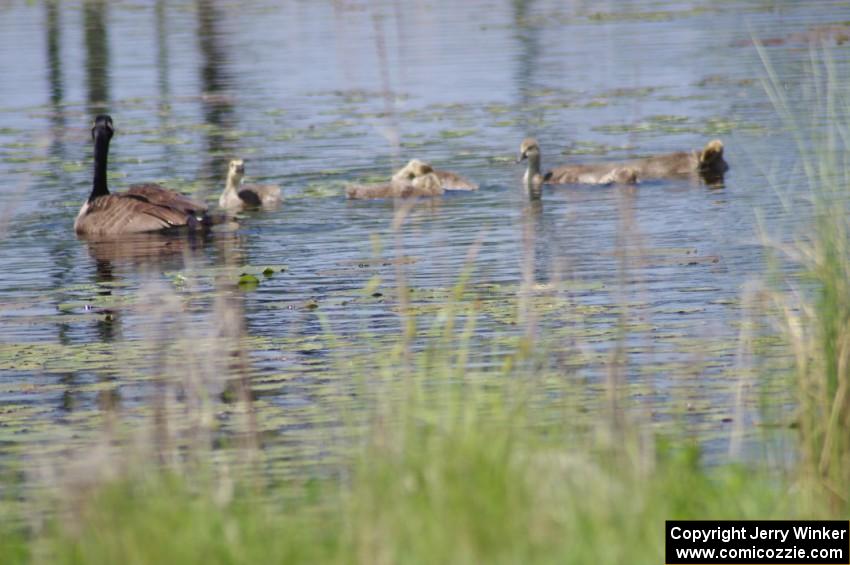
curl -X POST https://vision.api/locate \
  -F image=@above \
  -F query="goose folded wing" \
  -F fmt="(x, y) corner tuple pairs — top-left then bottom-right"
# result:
(126, 183), (208, 215)
(81, 194), (195, 234)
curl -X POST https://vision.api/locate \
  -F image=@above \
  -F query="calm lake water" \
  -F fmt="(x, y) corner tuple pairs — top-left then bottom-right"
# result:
(1, 0), (850, 473)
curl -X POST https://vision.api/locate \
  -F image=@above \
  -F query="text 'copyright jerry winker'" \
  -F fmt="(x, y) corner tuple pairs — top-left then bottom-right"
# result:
(666, 521), (849, 564)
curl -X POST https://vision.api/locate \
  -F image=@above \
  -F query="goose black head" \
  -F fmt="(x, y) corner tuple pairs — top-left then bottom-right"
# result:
(92, 114), (114, 141)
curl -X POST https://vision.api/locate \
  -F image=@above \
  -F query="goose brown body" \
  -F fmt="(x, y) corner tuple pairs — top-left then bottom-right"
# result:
(74, 115), (212, 237)
(75, 191), (208, 236)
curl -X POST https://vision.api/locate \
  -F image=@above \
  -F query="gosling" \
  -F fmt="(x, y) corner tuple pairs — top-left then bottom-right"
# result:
(346, 162), (444, 199)
(517, 137), (639, 198)
(392, 159), (478, 191)
(623, 139), (728, 182)
(219, 159), (281, 210)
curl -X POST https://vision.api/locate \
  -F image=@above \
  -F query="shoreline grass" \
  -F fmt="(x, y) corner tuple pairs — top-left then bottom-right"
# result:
(6, 394), (830, 565)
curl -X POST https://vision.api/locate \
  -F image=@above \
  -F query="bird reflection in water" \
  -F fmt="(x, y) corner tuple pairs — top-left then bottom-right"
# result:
(76, 232), (217, 413)
(83, 230), (211, 268)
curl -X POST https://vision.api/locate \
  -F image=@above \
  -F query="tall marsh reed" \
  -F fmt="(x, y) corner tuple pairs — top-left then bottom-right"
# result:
(758, 44), (850, 505)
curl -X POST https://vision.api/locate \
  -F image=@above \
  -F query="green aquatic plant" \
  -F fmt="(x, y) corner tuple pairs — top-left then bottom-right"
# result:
(237, 274), (260, 290)
(438, 129), (477, 139)
(587, 7), (710, 23)
(295, 181), (347, 199)
(592, 114), (764, 136)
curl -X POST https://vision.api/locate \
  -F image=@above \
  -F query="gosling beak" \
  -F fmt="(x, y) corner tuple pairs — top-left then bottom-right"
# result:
(516, 152), (527, 164)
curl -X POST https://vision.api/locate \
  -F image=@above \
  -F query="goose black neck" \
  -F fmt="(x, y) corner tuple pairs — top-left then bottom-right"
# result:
(90, 128), (111, 201)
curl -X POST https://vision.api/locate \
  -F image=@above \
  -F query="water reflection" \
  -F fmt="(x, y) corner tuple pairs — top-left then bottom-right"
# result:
(83, 232), (206, 267)
(197, 0), (236, 185)
(519, 196), (541, 341)
(212, 234), (260, 442)
(44, 1), (82, 362)
(45, 0), (63, 112)
(84, 233), (194, 407)
(44, 0), (69, 178)
(83, 0), (110, 114)
(511, 0), (541, 127)
(80, 232), (211, 355)
(75, 231), (227, 415)
(91, 254), (119, 337)
(155, 0), (170, 100)
(155, 0), (176, 175)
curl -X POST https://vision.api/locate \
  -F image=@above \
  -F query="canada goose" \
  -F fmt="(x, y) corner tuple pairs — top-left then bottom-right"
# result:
(219, 159), (282, 210)
(391, 159), (478, 191)
(624, 139), (728, 181)
(346, 163), (443, 199)
(75, 115), (215, 237)
(517, 138), (639, 198)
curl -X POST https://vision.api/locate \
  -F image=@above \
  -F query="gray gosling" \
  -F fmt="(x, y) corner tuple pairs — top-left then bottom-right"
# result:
(623, 139), (728, 182)
(346, 162), (444, 199)
(219, 159), (282, 210)
(392, 159), (478, 191)
(517, 137), (639, 198)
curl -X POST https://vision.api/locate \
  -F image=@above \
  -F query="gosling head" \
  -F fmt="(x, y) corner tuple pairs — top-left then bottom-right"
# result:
(698, 139), (724, 167)
(613, 166), (639, 185)
(227, 158), (246, 183)
(392, 159), (434, 182)
(411, 169), (441, 192)
(91, 114), (114, 141)
(517, 137), (540, 163)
